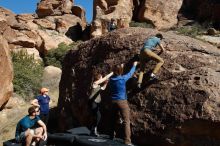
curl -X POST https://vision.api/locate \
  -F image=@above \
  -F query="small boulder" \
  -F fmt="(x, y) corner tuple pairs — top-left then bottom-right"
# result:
(207, 28), (217, 36)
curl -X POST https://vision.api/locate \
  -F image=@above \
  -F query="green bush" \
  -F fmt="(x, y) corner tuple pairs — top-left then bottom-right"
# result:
(43, 42), (81, 68)
(129, 21), (154, 28)
(12, 50), (44, 100)
(175, 23), (209, 38)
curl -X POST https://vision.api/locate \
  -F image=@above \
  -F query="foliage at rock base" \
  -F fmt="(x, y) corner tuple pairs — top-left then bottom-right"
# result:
(12, 50), (44, 100)
(43, 42), (81, 68)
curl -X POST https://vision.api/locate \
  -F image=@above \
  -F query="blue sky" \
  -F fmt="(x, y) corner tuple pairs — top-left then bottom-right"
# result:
(0, 0), (93, 22)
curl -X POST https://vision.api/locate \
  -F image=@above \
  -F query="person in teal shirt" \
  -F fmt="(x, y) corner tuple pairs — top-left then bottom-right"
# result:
(137, 33), (165, 88)
(15, 106), (47, 146)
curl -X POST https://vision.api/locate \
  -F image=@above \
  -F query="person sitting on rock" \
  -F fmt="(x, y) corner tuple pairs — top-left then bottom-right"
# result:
(137, 33), (165, 88)
(108, 18), (117, 32)
(109, 61), (138, 146)
(15, 106), (47, 146)
(89, 71), (113, 136)
(31, 88), (50, 125)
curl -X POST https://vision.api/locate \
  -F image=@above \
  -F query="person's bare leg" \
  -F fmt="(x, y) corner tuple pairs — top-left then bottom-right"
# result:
(33, 127), (43, 143)
(25, 130), (33, 146)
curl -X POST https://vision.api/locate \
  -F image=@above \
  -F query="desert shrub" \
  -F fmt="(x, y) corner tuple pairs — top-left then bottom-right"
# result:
(43, 41), (81, 68)
(12, 50), (44, 100)
(129, 21), (154, 28)
(175, 22), (211, 37)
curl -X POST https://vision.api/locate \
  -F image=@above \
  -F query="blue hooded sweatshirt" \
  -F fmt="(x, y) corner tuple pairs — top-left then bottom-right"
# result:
(109, 66), (136, 100)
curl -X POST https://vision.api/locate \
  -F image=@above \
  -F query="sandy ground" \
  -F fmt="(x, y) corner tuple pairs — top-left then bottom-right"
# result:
(0, 96), (58, 146)
(0, 103), (29, 146)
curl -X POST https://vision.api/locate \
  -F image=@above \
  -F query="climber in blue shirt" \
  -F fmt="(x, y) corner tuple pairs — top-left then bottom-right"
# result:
(109, 61), (138, 146)
(137, 33), (165, 88)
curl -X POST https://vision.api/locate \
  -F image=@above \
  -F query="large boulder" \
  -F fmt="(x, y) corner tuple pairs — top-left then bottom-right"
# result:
(0, 7), (17, 27)
(42, 66), (62, 106)
(91, 0), (133, 37)
(36, 29), (72, 54)
(36, 0), (74, 18)
(136, 0), (183, 29)
(58, 27), (220, 145)
(181, 0), (220, 29)
(0, 36), (13, 110)
(71, 5), (87, 28)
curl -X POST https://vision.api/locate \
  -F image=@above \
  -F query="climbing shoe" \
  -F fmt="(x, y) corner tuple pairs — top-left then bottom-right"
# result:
(137, 83), (142, 89)
(149, 73), (157, 80)
(90, 127), (99, 137)
(126, 143), (135, 146)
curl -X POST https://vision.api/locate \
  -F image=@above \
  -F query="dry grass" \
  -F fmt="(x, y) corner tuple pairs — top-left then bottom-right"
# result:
(0, 104), (29, 146)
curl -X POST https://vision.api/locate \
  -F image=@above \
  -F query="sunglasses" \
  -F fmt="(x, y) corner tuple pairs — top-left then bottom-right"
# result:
(35, 109), (40, 113)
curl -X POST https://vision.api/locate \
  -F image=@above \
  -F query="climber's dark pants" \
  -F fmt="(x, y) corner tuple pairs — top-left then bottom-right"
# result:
(110, 100), (131, 144)
(90, 101), (101, 132)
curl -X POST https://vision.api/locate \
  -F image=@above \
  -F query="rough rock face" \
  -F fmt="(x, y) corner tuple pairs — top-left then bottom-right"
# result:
(0, 36), (13, 110)
(0, 3), (86, 56)
(181, 0), (220, 29)
(36, 0), (74, 18)
(71, 5), (87, 28)
(58, 27), (220, 146)
(91, 0), (133, 37)
(136, 0), (183, 29)
(42, 66), (62, 105)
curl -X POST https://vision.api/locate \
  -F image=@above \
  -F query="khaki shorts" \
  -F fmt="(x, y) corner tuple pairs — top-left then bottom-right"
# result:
(16, 129), (36, 143)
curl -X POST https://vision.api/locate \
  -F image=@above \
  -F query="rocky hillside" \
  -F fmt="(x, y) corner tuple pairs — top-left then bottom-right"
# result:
(91, 0), (183, 37)
(58, 27), (220, 146)
(0, 0), (86, 109)
(91, 0), (220, 37)
(0, 0), (86, 58)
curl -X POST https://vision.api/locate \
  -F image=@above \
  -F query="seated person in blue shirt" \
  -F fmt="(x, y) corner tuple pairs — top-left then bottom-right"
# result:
(15, 106), (47, 146)
(137, 33), (165, 88)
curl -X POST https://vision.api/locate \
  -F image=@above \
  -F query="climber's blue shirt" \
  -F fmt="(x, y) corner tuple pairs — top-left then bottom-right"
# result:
(142, 37), (161, 50)
(109, 66), (136, 100)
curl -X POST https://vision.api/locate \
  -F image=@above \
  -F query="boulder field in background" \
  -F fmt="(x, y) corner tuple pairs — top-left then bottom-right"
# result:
(0, 4), (86, 57)
(136, 0), (183, 29)
(58, 27), (220, 146)
(91, 0), (133, 38)
(36, 0), (74, 18)
(91, 0), (183, 37)
(0, 36), (13, 110)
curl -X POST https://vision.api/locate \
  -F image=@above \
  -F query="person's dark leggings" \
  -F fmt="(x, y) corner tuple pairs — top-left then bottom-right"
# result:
(40, 114), (49, 125)
(90, 101), (101, 132)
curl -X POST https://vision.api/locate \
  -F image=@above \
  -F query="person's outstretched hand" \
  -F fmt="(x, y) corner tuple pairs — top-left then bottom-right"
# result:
(133, 61), (138, 66)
